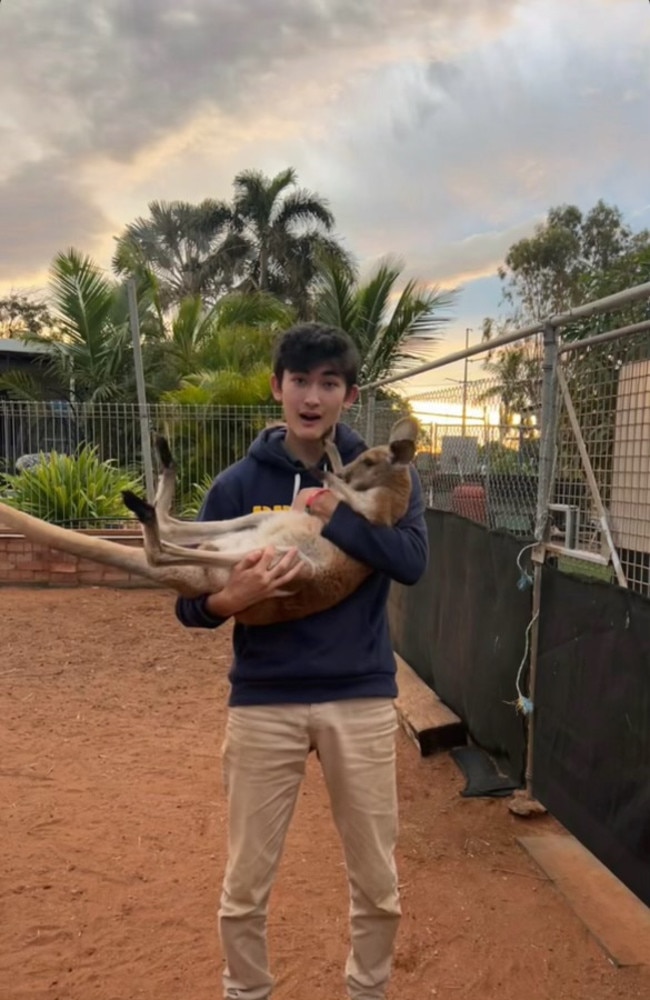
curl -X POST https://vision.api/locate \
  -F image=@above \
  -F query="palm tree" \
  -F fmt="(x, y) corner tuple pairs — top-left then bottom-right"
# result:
(0, 251), (164, 472)
(158, 299), (286, 497)
(162, 366), (276, 407)
(113, 199), (246, 307)
(231, 167), (350, 313)
(479, 346), (541, 443)
(314, 257), (453, 384)
(0, 250), (142, 403)
(278, 233), (353, 319)
(152, 290), (295, 396)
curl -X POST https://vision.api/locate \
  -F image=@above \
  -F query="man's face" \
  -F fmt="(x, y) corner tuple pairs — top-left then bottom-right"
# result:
(271, 364), (358, 441)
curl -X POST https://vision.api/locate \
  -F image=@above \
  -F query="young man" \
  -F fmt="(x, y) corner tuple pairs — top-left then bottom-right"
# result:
(176, 322), (428, 1000)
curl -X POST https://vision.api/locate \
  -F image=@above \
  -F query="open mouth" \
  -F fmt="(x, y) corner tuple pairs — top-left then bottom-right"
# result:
(299, 413), (322, 424)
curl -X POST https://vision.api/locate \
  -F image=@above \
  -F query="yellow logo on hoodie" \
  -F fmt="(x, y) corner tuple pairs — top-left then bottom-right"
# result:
(252, 504), (292, 513)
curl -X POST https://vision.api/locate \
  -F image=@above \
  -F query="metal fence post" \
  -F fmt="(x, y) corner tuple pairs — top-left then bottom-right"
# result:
(523, 322), (559, 804)
(534, 324), (560, 542)
(364, 389), (377, 446)
(126, 280), (155, 502)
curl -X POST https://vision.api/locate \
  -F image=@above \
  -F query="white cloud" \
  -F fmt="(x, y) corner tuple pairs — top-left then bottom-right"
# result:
(0, 0), (648, 310)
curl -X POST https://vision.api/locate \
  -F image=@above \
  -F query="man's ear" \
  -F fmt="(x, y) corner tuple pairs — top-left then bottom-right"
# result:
(271, 373), (283, 403)
(343, 384), (359, 409)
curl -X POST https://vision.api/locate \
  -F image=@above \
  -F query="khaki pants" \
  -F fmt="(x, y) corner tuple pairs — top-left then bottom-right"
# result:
(219, 698), (400, 1000)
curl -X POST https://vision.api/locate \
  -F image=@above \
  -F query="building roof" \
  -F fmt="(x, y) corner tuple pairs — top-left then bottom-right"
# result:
(0, 337), (51, 356)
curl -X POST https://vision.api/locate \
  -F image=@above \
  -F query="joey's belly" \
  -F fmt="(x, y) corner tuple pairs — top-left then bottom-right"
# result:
(197, 511), (319, 554)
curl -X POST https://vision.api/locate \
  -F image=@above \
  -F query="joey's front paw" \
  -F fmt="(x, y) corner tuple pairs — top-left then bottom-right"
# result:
(307, 465), (327, 483)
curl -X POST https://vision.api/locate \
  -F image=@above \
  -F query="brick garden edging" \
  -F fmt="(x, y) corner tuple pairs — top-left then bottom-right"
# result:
(0, 528), (154, 588)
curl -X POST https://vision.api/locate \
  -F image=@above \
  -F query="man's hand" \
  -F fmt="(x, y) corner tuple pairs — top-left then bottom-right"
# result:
(292, 487), (340, 522)
(205, 546), (303, 618)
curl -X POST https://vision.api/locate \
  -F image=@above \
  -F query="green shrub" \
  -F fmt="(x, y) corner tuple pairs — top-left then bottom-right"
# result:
(1, 446), (143, 527)
(178, 473), (215, 520)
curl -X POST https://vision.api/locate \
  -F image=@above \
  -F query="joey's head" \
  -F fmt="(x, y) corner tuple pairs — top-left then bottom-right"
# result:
(335, 417), (419, 492)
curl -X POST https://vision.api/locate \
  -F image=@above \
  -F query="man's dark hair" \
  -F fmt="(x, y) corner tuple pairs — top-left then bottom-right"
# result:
(273, 322), (360, 389)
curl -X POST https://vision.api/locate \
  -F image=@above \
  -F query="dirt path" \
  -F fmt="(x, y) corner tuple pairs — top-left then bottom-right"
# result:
(1, 588), (647, 1000)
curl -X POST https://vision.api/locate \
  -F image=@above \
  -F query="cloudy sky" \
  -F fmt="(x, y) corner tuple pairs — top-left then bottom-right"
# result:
(1, 0), (649, 388)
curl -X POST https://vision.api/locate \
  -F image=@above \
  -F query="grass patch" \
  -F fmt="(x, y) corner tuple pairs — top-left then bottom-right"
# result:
(557, 555), (614, 584)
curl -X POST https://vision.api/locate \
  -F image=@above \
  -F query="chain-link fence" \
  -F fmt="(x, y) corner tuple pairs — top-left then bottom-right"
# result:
(3, 282), (650, 593)
(0, 399), (394, 527)
(363, 281), (650, 599)
(404, 372), (542, 538)
(554, 323), (650, 592)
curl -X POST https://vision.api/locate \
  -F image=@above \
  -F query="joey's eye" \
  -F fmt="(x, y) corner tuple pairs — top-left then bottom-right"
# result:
(363, 457), (374, 467)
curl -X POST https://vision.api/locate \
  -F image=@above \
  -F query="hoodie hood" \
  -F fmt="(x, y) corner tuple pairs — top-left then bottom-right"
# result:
(247, 421), (367, 473)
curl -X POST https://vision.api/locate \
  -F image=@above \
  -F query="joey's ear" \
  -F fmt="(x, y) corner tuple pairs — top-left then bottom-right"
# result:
(322, 436), (344, 475)
(388, 416), (419, 444)
(388, 416), (418, 463)
(389, 438), (416, 465)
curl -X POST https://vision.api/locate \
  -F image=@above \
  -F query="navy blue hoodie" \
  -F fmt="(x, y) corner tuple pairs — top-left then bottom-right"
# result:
(175, 422), (428, 706)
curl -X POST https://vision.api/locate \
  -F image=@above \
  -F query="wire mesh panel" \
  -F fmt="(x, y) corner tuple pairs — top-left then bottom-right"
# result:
(0, 402), (286, 524)
(555, 327), (650, 593)
(4, 290), (650, 592)
(397, 312), (650, 595)
(407, 368), (542, 537)
(0, 399), (399, 526)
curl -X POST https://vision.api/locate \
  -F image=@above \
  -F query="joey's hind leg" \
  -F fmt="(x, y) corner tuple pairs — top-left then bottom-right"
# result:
(157, 539), (314, 576)
(122, 489), (166, 565)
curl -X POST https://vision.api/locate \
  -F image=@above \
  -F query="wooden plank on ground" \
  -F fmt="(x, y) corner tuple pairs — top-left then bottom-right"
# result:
(518, 834), (650, 967)
(394, 653), (466, 756)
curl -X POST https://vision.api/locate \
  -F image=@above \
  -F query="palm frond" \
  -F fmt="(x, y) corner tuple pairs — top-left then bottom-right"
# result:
(314, 259), (360, 334)
(50, 249), (117, 345)
(389, 284), (456, 340)
(273, 190), (334, 231)
(199, 326), (277, 373)
(267, 167), (298, 203)
(0, 368), (62, 402)
(314, 256), (453, 384)
(214, 292), (294, 331)
(166, 364), (274, 405)
(354, 259), (403, 350)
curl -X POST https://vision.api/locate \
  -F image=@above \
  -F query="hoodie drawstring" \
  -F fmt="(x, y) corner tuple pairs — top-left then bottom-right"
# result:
(292, 459), (328, 502)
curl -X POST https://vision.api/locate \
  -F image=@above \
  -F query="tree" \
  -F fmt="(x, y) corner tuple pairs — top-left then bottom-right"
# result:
(485, 202), (650, 495)
(314, 257), (453, 384)
(113, 199), (246, 308)
(231, 167), (350, 313)
(157, 301), (285, 500)
(162, 366), (275, 407)
(0, 292), (55, 339)
(495, 200), (645, 326)
(150, 290), (294, 397)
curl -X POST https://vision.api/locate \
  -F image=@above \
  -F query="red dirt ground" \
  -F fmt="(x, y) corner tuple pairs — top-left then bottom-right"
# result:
(1, 587), (648, 1000)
